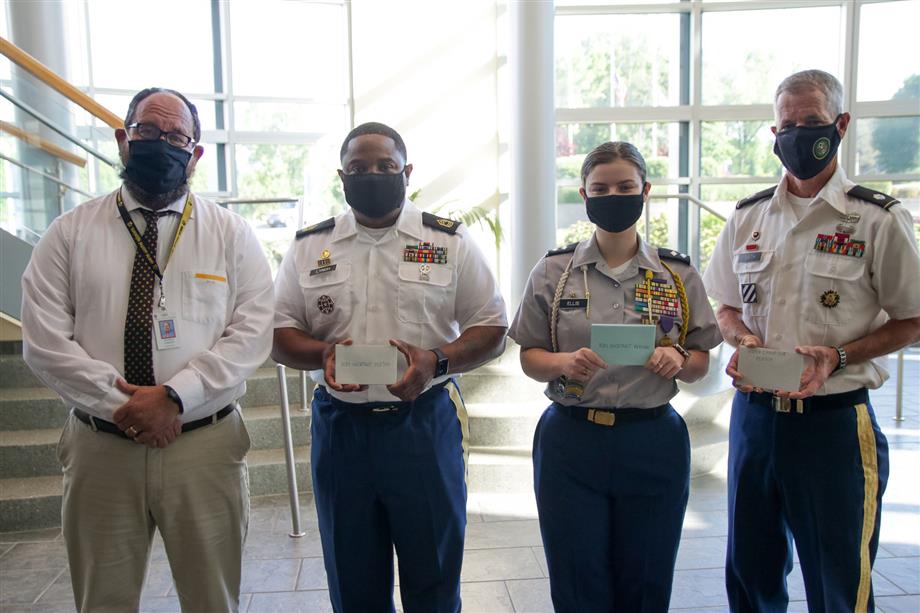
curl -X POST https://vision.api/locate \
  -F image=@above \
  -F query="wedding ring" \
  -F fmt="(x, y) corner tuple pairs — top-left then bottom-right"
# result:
(125, 426), (138, 437)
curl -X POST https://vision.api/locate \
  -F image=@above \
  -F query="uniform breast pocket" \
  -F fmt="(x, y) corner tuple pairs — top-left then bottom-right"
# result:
(299, 264), (352, 334)
(182, 270), (230, 324)
(397, 262), (454, 324)
(803, 251), (864, 326)
(731, 250), (774, 317)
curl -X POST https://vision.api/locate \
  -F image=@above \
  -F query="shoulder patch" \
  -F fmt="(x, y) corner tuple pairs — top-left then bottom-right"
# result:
(545, 243), (577, 257)
(846, 185), (899, 211)
(658, 247), (691, 265)
(422, 212), (461, 235)
(295, 217), (335, 240)
(736, 185), (778, 209)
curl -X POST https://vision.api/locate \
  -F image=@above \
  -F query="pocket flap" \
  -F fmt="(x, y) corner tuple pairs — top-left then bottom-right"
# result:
(805, 251), (864, 281)
(731, 249), (774, 274)
(397, 262), (452, 287)
(300, 263), (350, 288)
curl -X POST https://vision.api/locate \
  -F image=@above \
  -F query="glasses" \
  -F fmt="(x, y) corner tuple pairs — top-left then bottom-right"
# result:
(126, 123), (195, 148)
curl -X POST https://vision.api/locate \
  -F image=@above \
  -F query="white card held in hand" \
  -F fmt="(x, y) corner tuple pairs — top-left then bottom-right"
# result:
(335, 345), (398, 385)
(737, 346), (805, 392)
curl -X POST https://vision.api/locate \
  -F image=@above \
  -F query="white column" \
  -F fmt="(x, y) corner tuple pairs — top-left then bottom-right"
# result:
(9, 0), (78, 229)
(509, 0), (556, 307)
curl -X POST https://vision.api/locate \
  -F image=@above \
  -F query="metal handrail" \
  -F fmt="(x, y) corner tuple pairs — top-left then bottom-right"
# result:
(275, 364), (306, 538)
(0, 88), (118, 167)
(648, 192), (727, 222)
(0, 36), (122, 128)
(217, 197), (299, 206)
(0, 152), (95, 199)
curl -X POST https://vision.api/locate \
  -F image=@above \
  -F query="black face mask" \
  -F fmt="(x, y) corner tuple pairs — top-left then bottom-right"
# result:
(124, 139), (191, 195)
(585, 193), (645, 233)
(773, 115), (842, 180)
(342, 171), (406, 218)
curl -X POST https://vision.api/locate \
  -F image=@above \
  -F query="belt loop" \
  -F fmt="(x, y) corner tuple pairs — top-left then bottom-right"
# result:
(211, 412), (218, 425)
(87, 415), (99, 432)
(795, 399), (804, 414)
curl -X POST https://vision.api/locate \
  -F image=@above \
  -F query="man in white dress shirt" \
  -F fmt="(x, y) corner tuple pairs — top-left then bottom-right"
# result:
(272, 122), (507, 613)
(21, 88), (274, 612)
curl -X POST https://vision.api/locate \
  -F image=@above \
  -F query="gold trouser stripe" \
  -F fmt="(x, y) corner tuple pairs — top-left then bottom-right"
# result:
(854, 403), (879, 613)
(446, 381), (470, 485)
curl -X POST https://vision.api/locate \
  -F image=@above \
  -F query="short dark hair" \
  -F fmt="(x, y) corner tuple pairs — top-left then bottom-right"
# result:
(580, 141), (648, 186)
(339, 122), (407, 164)
(124, 87), (201, 143)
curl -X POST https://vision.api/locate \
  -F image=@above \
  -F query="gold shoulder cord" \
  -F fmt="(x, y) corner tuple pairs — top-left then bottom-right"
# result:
(659, 260), (690, 346)
(550, 255), (575, 352)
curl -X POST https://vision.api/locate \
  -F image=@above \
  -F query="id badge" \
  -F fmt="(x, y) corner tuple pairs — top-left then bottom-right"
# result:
(153, 311), (181, 350)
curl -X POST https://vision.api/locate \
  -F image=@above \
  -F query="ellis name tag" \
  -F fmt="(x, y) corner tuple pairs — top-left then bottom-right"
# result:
(737, 346), (804, 392)
(335, 345), (398, 385)
(590, 324), (656, 366)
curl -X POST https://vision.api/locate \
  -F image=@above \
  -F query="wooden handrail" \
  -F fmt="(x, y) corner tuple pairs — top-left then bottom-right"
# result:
(0, 120), (87, 167)
(0, 36), (122, 129)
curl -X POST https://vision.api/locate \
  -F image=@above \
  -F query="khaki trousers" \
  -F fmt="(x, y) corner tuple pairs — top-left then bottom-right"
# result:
(58, 408), (251, 613)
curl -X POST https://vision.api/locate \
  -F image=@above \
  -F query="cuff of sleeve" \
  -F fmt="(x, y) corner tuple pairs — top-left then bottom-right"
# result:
(95, 385), (132, 421)
(164, 370), (204, 416)
(706, 289), (741, 310)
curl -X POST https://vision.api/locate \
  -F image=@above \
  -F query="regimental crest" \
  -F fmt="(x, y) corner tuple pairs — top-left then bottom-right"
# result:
(813, 137), (831, 160)
(820, 290), (840, 309)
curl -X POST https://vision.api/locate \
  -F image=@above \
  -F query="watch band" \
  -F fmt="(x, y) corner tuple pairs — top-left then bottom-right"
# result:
(163, 385), (184, 414)
(832, 346), (847, 374)
(672, 343), (691, 368)
(431, 348), (449, 378)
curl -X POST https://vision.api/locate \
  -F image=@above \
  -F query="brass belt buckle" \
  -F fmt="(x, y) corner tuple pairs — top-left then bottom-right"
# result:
(772, 396), (791, 413)
(586, 409), (616, 426)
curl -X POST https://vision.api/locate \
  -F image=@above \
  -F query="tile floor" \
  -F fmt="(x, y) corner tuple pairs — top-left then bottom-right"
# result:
(1, 350), (917, 612)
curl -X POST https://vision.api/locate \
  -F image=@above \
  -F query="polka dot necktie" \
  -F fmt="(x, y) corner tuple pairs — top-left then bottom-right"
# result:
(123, 209), (167, 386)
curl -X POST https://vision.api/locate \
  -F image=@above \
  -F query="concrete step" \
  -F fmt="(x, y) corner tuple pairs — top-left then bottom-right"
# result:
(239, 367), (311, 408)
(0, 447), (311, 532)
(467, 402), (540, 448)
(0, 408), (310, 479)
(242, 406), (311, 450)
(0, 427), (61, 479)
(0, 354), (41, 388)
(0, 386), (68, 431)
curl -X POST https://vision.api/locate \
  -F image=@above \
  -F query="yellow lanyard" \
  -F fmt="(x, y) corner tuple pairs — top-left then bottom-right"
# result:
(116, 188), (193, 309)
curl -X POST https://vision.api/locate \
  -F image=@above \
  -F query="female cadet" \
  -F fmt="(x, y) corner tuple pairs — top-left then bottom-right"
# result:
(509, 141), (722, 612)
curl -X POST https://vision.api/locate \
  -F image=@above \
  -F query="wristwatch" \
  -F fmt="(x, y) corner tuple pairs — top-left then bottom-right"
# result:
(832, 346), (847, 375)
(671, 344), (691, 368)
(431, 348), (450, 378)
(163, 385), (184, 414)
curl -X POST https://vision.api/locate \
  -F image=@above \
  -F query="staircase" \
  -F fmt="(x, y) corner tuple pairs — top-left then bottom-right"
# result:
(0, 344), (734, 532)
(0, 355), (311, 533)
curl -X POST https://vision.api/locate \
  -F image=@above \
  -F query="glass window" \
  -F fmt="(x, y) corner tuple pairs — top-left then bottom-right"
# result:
(700, 120), (782, 178)
(857, 1), (920, 102)
(229, 1), (346, 100)
(856, 117), (920, 176)
(555, 14), (682, 108)
(233, 102), (348, 133)
(94, 94), (219, 134)
(701, 6), (843, 106)
(556, 121), (681, 186)
(860, 179), (920, 246)
(697, 183), (776, 272)
(86, 1), (214, 94)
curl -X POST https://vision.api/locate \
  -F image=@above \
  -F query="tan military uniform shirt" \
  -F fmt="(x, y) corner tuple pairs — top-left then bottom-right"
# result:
(703, 165), (920, 394)
(509, 235), (722, 408)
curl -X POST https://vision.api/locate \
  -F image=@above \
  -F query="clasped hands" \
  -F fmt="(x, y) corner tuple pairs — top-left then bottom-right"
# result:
(112, 379), (182, 448)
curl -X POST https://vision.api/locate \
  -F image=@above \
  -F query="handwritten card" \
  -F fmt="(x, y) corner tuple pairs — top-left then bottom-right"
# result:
(590, 324), (656, 366)
(335, 345), (398, 385)
(737, 346), (805, 392)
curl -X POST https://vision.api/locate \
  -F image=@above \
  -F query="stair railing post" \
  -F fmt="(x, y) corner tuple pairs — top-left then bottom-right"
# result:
(299, 370), (309, 413)
(276, 364), (306, 537)
(894, 349), (905, 423)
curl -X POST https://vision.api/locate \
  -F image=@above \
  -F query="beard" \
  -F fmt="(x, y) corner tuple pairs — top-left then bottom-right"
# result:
(118, 167), (195, 210)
